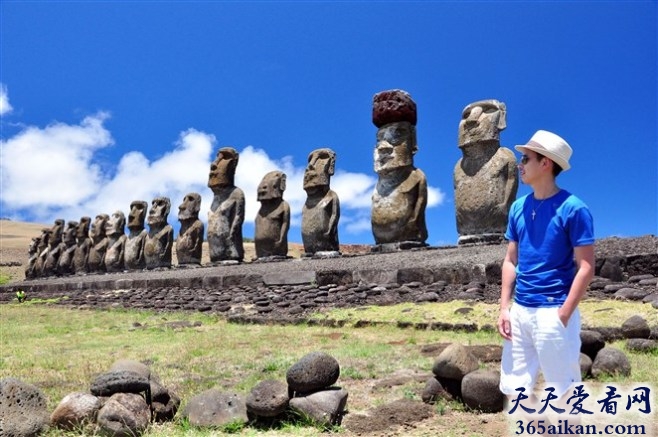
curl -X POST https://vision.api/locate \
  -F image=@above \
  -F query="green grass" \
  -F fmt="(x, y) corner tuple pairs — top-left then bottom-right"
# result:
(1, 302), (656, 436)
(0, 272), (12, 285)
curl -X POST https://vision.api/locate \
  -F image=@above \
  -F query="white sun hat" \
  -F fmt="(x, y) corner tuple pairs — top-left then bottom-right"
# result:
(515, 130), (572, 171)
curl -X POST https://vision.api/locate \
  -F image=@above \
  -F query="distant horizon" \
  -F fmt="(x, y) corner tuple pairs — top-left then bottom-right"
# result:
(1, 2), (656, 244)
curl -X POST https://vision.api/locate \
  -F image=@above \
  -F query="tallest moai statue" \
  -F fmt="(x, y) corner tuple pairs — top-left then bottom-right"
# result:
(371, 89), (428, 249)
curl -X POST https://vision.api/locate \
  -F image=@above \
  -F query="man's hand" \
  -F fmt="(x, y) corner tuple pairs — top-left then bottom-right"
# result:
(498, 308), (512, 340)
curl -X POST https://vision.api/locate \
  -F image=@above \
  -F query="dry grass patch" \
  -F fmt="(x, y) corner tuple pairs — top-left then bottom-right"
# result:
(314, 299), (657, 328)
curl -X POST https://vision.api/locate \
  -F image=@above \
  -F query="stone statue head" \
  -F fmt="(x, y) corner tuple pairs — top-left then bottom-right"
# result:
(105, 211), (126, 236)
(148, 196), (171, 226)
(458, 99), (507, 148)
(372, 90), (418, 175)
(63, 221), (78, 246)
(257, 171), (286, 201)
(374, 122), (417, 174)
(38, 228), (51, 251)
(77, 217), (91, 240)
(303, 148), (336, 191)
(178, 192), (201, 221)
(90, 214), (109, 239)
(128, 200), (148, 230)
(208, 147), (239, 191)
(29, 237), (41, 255)
(50, 219), (65, 247)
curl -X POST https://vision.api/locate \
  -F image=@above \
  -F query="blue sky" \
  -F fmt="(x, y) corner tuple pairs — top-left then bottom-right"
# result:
(1, 1), (656, 245)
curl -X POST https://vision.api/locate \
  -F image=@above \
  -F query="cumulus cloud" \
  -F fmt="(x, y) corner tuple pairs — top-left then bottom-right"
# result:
(1, 112), (446, 239)
(0, 84), (12, 115)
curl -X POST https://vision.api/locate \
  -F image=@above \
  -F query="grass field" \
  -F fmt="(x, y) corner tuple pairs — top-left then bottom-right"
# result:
(1, 300), (656, 436)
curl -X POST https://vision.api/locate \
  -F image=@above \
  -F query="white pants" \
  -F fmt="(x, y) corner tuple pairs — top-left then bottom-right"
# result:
(500, 304), (581, 398)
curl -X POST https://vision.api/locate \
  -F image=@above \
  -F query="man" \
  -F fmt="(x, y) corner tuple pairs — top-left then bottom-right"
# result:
(498, 130), (595, 406)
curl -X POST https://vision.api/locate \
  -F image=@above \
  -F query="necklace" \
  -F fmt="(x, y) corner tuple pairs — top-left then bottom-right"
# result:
(531, 188), (559, 220)
(531, 198), (547, 220)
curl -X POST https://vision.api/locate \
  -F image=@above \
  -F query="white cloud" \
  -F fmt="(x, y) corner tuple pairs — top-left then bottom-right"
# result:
(1, 112), (112, 208)
(1, 113), (445, 238)
(0, 84), (12, 115)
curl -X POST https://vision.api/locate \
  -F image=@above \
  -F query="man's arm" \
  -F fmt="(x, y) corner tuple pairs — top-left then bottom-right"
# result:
(497, 241), (518, 340)
(558, 245), (595, 327)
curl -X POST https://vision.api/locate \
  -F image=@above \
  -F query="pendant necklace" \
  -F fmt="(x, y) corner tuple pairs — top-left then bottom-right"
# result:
(532, 188), (558, 220)
(531, 198), (546, 220)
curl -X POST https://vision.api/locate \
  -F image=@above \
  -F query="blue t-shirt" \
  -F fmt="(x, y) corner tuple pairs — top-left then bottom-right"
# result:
(505, 189), (594, 308)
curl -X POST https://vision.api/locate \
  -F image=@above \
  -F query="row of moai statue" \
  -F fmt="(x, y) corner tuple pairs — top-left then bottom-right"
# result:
(25, 89), (518, 279)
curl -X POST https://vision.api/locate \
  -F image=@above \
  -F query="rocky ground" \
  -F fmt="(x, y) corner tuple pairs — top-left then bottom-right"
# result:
(1, 223), (657, 436)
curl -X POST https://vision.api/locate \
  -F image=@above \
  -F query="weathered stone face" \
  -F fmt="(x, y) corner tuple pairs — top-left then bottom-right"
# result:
(302, 148), (340, 254)
(63, 221), (78, 246)
(105, 211), (126, 237)
(374, 122), (417, 174)
(178, 193), (201, 221)
(257, 171), (286, 201)
(255, 171), (290, 258)
(77, 217), (91, 240)
(453, 99), (518, 243)
(90, 214), (109, 240)
(303, 148), (335, 190)
(208, 147), (239, 191)
(50, 219), (65, 247)
(458, 100), (506, 148)
(128, 200), (148, 230)
(148, 197), (171, 227)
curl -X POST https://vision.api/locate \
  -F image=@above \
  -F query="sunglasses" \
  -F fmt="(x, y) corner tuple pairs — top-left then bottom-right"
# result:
(519, 155), (537, 165)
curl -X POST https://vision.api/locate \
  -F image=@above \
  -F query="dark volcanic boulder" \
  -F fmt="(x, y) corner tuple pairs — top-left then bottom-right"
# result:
(96, 393), (150, 437)
(90, 370), (150, 397)
(286, 351), (340, 394)
(181, 389), (248, 428)
(591, 347), (631, 378)
(0, 377), (50, 437)
(246, 379), (289, 418)
(460, 369), (504, 413)
(580, 330), (605, 361)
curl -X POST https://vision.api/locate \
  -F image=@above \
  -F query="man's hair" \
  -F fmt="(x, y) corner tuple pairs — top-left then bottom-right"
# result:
(535, 152), (563, 177)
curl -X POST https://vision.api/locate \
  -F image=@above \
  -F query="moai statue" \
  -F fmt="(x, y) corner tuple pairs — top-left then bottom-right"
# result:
(43, 219), (65, 276)
(104, 211), (127, 273)
(144, 196), (173, 269)
(301, 148), (340, 256)
(454, 99), (518, 245)
(25, 236), (41, 279)
(56, 220), (79, 276)
(254, 171), (290, 258)
(207, 147), (245, 263)
(125, 200), (148, 270)
(176, 192), (204, 266)
(371, 89), (428, 248)
(73, 217), (92, 274)
(87, 214), (109, 273)
(34, 228), (52, 277)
